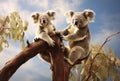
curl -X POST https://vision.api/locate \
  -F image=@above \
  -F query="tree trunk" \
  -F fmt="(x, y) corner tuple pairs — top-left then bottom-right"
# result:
(50, 39), (71, 81)
(50, 34), (71, 81)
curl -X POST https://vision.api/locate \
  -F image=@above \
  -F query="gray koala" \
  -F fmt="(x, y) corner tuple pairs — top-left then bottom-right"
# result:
(32, 10), (56, 63)
(61, 9), (95, 65)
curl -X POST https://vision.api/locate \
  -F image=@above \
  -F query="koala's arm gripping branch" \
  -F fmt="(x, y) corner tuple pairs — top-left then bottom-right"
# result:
(64, 32), (87, 41)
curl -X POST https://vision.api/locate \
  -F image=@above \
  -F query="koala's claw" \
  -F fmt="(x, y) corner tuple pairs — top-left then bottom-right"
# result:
(62, 36), (68, 41)
(55, 32), (63, 40)
(48, 39), (55, 47)
(34, 38), (41, 42)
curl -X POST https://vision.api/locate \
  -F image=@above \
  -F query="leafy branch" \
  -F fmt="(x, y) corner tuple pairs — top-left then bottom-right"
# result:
(0, 12), (28, 52)
(83, 31), (120, 81)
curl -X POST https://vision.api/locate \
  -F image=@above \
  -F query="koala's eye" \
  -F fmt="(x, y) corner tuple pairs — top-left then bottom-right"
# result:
(83, 13), (87, 19)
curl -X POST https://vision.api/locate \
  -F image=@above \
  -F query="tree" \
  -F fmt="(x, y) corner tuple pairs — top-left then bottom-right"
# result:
(0, 12), (120, 81)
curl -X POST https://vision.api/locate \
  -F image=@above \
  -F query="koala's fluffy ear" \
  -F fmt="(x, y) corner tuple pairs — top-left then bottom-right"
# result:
(83, 9), (95, 22)
(31, 13), (39, 23)
(65, 10), (74, 18)
(65, 10), (74, 23)
(47, 10), (56, 20)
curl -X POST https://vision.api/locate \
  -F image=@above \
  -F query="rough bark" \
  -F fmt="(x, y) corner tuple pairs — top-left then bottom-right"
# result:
(50, 42), (71, 81)
(0, 34), (71, 81)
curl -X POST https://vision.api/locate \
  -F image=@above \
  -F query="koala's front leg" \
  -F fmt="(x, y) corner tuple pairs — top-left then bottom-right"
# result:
(40, 32), (55, 47)
(34, 27), (44, 42)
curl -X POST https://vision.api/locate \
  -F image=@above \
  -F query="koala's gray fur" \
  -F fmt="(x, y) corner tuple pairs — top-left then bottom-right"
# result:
(32, 10), (56, 63)
(62, 9), (95, 65)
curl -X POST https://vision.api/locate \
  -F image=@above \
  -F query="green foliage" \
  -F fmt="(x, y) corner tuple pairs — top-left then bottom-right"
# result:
(0, 12), (28, 52)
(70, 44), (120, 81)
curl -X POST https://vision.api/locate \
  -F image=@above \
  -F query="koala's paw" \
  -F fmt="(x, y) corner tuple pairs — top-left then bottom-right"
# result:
(48, 39), (55, 47)
(34, 38), (41, 42)
(55, 32), (63, 40)
(62, 35), (68, 41)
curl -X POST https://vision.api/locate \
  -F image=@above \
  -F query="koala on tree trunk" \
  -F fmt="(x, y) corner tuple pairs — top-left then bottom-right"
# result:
(32, 10), (56, 63)
(61, 9), (95, 65)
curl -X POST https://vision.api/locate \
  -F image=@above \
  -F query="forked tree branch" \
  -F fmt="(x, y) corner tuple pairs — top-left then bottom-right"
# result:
(83, 31), (120, 81)
(0, 34), (62, 81)
(0, 33), (73, 81)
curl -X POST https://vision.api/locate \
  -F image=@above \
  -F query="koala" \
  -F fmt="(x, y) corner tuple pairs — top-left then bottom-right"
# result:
(62, 9), (95, 65)
(32, 10), (56, 63)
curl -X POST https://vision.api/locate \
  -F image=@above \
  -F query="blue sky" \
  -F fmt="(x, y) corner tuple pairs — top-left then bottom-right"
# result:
(0, 0), (120, 81)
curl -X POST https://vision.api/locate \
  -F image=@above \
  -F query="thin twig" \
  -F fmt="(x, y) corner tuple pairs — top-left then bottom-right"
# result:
(0, 16), (9, 32)
(98, 31), (120, 52)
(26, 40), (30, 47)
(83, 32), (120, 81)
(2, 16), (9, 27)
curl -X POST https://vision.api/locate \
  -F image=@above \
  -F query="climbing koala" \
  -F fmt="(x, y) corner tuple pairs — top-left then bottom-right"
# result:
(32, 10), (56, 63)
(62, 9), (95, 65)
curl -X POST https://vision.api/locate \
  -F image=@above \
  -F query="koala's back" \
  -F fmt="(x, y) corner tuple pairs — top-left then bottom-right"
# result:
(69, 25), (90, 53)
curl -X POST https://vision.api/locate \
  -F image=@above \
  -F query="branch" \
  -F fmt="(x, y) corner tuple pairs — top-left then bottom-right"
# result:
(0, 34), (60, 81)
(98, 31), (120, 52)
(0, 16), (9, 32)
(83, 31), (120, 81)
(0, 16), (16, 32)
(2, 16), (9, 27)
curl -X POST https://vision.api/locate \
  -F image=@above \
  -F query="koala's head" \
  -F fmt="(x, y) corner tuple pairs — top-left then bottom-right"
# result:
(32, 10), (55, 26)
(66, 9), (95, 28)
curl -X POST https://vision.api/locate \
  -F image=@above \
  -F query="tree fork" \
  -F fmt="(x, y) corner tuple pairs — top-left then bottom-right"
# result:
(0, 34), (71, 81)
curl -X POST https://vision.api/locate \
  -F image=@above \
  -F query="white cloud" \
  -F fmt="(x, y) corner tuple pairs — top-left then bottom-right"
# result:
(27, 0), (49, 9)
(0, 0), (20, 16)
(50, 0), (83, 29)
(0, 44), (21, 68)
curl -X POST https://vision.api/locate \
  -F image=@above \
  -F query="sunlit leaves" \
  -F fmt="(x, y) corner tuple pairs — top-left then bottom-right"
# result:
(0, 12), (28, 52)
(76, 44), (120, 81)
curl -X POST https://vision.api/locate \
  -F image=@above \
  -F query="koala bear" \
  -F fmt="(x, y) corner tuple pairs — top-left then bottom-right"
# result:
(32, 10), (56, 63)
(62, 9), (95, 65)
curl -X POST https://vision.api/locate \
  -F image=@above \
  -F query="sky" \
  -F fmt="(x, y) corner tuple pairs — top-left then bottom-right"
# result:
(0, 0), (120, 81)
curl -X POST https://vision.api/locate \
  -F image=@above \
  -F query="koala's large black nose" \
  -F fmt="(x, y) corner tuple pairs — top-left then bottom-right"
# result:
(43, 19), (46, 23)
(74, 20), (78, 25)
(75, 21), (78, 25)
